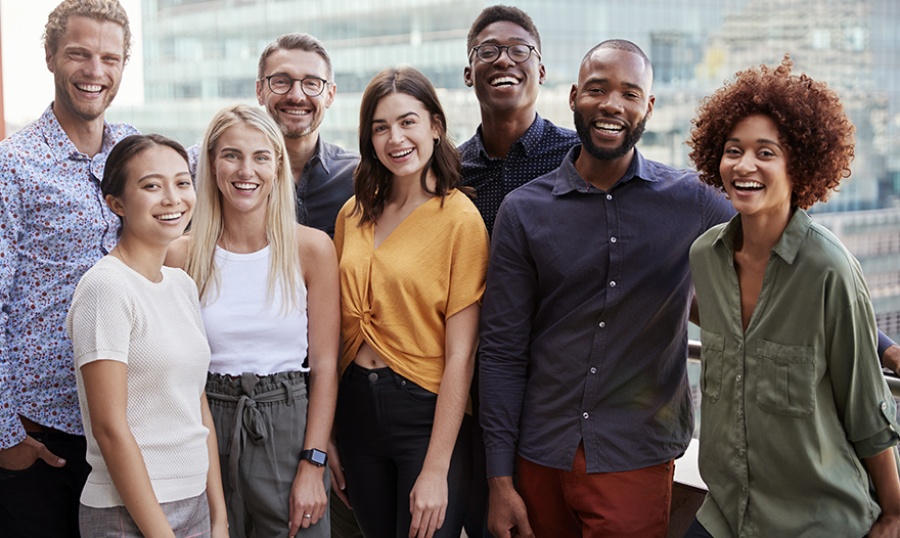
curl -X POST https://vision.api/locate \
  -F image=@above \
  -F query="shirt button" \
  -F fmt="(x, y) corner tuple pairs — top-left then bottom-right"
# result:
(735, 375), (742, 383)
(738, 449), (745, 456)
(606, 194), (613, 201)
(598, 321), (606, 328)
(610, 236), (617, 243)
(742, 486), (748, 493)
(590, 367), (597, 374)
(583, 412), (589, 419)
(881, 402), (888, 410)
(609, 281), (617, 288)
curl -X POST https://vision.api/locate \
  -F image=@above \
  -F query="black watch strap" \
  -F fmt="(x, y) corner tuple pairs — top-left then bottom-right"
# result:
(299, 448), (328, 467)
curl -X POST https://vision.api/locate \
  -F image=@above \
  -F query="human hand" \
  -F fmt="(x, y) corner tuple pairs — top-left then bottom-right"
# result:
(408, 468), (448, 538)
(288, 462), (327, 537)
(487, 477), (534, 538)
(869, 512), (900, 538)
(0, 435), (65, 471)
(883, 344), (900, 377)
(327, 439), (351, 508)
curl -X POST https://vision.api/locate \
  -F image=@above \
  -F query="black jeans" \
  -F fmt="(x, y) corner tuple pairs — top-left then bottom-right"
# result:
(0, 430), (89, 537)
(336, 363), (472, 538)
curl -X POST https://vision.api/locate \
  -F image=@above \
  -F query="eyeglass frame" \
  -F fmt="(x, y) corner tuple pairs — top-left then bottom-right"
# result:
(469, 43), (542, 64)
(261, 74), (330, 97)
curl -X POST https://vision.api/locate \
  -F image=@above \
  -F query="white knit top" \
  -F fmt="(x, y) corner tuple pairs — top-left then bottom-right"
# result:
(202, 246), (309, 375)
(67, 256), (211, 508)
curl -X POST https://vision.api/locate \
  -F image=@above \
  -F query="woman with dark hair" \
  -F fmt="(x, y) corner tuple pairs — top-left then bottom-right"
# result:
(333, 66), (489, 538)
(685, 56), (900, 538)
(67, 134), (227, 537)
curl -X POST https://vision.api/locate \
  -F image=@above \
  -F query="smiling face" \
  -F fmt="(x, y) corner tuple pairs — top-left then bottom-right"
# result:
(46, 15), (125, 126)
(256, 48), (335, 139)
(106, 145), (195, 247)
(213, 123), (278, 218)
(371, 92), (440, 185)
(720, 114), (793, 221)
(464, 20), (545, 119)
(570, 48), (654, 164)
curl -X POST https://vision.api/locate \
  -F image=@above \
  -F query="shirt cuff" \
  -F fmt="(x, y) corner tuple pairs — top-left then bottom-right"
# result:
(878, 331), (898, 361)
(0, 410), (26, 451)
(485, 448), (517, 479)
(853, 399), (900, 459)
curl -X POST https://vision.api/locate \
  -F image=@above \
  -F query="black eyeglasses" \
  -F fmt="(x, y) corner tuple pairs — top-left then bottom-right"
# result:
(262, 74), (329, 97)
(470, 44), (541, 64)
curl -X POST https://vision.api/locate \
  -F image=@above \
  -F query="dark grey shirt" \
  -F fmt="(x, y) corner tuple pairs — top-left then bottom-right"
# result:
(479, 146), (734, 477)
(459, 114), (578, 235)
(296, 138), (358, 237)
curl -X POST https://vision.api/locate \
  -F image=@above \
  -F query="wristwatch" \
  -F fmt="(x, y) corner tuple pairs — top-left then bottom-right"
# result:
(299, 448), (328, 467)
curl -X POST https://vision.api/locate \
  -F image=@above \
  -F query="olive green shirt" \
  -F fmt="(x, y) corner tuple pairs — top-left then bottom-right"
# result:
(690, 210), (899, 538)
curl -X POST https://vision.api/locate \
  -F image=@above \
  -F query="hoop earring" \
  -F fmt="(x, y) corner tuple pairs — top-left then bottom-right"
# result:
(434, 138), (441, 147)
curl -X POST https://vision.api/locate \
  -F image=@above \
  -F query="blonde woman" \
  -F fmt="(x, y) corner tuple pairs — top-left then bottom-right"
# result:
(166, 105), (339, 538)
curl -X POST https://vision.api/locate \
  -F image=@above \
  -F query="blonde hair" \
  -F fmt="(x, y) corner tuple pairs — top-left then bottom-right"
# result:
(185, 104), (305, 313)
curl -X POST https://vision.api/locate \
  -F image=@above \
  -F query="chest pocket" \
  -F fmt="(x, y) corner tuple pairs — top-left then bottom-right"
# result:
(754, 340), (816, 417)
(700, 329), (725, 404)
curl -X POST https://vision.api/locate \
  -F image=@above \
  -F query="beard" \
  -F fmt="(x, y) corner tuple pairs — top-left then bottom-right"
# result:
(574, 109), (648, 161)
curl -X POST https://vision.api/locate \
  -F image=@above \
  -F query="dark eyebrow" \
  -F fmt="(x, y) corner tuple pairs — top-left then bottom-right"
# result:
(726, 136), (783, 150)
(373, 111), (420, 124)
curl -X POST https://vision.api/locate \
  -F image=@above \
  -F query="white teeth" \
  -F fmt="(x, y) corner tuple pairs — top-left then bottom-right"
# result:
(490, 76), (519, 87)
(734, 181), (764, 189)
(233, 182), (258, 190)
(594, 122), (623, 132)
(156, 212), (182, 221)
(282, 109), (311, 116)
(390, 149), (413, 158)
(76, 84), (102, 93)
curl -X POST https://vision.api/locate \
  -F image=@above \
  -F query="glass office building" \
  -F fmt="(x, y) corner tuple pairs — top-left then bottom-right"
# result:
(107, 0), (900, 341)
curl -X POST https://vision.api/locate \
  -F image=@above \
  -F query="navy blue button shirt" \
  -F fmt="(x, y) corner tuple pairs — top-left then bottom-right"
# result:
(459, 114), (579, 235)
(479, 146), (734, 477)
(296, 138), (358, 238)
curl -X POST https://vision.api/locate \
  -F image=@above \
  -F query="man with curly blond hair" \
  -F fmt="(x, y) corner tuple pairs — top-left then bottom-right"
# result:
(686, 56), (900, 538)
(0, 1), (136, 535)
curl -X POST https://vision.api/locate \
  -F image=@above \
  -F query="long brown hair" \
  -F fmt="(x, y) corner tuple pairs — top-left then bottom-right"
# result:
(352, 66), (463, 224)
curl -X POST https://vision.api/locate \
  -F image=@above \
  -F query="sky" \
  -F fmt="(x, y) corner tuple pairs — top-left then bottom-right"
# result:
(0, 0), (143, 128)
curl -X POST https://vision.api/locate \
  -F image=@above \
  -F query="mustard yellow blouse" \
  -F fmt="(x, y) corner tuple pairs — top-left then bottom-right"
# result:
(334, 189), (489, 394)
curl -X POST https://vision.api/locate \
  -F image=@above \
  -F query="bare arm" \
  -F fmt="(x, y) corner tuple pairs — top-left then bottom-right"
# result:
(81, 359), (175, 538)
(408, 302), (478, 538)
(289, 227), (341, 536)
(201, 392), (228, 537)
(865, 447), (900, 538)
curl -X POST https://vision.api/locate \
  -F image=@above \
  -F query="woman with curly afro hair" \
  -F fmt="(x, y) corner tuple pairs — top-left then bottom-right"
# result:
(684, 55), (900, 538)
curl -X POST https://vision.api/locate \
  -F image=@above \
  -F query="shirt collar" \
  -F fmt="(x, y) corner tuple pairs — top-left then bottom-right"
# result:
(551, 146), (650, 196)
(474, 113), (546, 159)
(306, 136), (329, 174)
(38, 104), (116, 162)
(713, 209), (812, 265)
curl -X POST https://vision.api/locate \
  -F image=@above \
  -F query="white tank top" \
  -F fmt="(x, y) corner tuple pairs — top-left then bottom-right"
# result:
(202, 246), (309, 375)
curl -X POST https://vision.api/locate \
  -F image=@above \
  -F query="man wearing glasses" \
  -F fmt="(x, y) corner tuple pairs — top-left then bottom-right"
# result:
(256, 33), (357, 238)
(457, 6), (580, 538)
(460, 5), (578, 236)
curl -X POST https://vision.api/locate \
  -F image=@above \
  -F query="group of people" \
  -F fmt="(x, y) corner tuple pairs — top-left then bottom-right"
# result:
(2, 1), (900, 538)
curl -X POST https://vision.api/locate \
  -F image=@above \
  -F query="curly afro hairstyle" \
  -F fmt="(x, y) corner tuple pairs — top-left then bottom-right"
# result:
(688, 55), (854, 209)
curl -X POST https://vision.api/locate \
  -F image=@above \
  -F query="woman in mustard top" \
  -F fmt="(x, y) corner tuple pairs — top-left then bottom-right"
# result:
(332, 66), (489, 538)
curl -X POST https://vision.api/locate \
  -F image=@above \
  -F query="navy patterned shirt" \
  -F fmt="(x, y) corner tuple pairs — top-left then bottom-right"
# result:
(0, 105), (138, 448)
(459, 114), (578, 235)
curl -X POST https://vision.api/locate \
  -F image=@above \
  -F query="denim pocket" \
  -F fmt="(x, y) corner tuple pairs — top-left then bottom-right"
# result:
(399, 376), (438, 404)
(700, 329), (725, 404)
(754, 340), (816, 417)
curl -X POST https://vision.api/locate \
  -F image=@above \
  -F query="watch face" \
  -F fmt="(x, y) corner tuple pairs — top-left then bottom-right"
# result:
(303, 448), (327, 466)
(310, 449), (327, 466)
